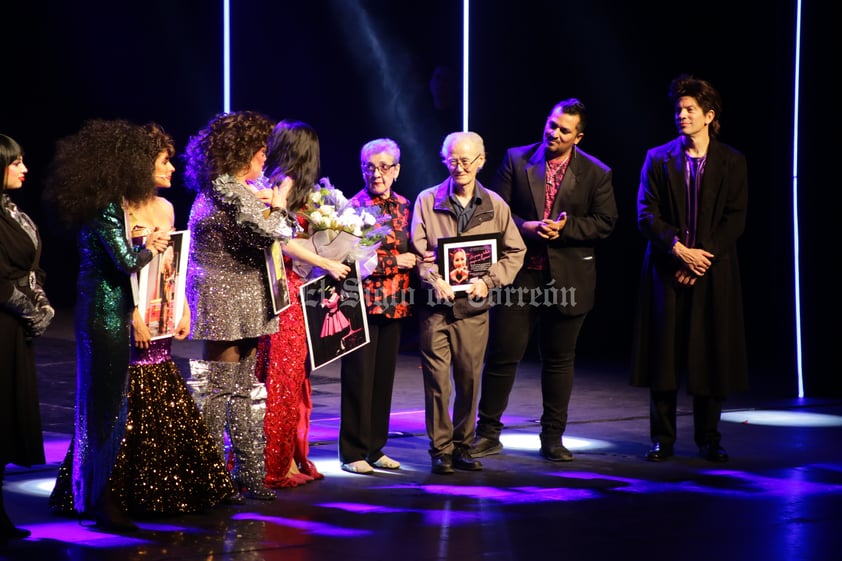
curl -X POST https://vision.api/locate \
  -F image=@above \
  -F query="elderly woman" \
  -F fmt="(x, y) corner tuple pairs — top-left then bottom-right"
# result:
(338, 138), (417, 474)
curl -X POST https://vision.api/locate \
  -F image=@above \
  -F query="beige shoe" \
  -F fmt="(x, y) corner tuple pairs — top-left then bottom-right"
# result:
(341, 460), (374, 474)
(371, 455), (401, 469)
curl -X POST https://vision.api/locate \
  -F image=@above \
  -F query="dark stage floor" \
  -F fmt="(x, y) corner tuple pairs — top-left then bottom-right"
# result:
(3, 309), (842, 561)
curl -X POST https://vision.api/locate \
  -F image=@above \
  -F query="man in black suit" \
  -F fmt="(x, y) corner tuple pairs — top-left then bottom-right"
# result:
(470, 99), (617, 461)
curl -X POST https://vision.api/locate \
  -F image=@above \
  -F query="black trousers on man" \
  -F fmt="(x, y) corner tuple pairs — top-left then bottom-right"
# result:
(476, 294), (586, 444)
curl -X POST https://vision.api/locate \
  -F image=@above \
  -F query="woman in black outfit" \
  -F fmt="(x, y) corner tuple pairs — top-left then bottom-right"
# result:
(0, 133), (54, 543)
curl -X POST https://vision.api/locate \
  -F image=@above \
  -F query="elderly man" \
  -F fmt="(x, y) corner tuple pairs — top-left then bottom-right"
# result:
(411, 131), (525, 474)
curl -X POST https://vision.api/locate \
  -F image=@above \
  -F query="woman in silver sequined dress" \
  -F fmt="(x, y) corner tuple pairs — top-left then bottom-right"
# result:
(183, 111), (300, 500)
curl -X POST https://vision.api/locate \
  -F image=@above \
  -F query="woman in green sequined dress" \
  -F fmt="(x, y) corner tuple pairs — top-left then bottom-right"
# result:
(49, 124), (237, 517)
(43, 119), (171, 532)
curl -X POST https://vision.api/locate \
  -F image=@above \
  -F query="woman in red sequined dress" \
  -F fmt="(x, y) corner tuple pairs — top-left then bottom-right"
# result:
(255, 120), (349, 488)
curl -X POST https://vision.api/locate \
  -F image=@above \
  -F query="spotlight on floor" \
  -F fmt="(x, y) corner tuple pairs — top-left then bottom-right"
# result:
(5, 476), (58, 498)
(500, 433), (613, 452)
(721, 410), (842, 427)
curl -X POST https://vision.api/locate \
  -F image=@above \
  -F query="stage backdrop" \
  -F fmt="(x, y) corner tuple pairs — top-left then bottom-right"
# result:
(2, 0), (836, 394)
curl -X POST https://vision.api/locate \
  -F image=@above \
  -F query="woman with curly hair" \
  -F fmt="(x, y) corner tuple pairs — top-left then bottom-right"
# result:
(183, 110), (300, 500)
(49, 123), (238, 518)
(42, 119), (171, 532)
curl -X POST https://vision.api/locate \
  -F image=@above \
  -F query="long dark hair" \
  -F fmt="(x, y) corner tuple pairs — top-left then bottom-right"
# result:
(0, 134), (23, 192)
(264, 119), (321, 212)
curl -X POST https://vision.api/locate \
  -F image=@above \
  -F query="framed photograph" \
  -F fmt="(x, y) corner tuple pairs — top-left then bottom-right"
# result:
(136, 230), (190, 340)
(265, 240), (291, 315)
(299, 260), (369, 371)
(437, 233), (501, 292)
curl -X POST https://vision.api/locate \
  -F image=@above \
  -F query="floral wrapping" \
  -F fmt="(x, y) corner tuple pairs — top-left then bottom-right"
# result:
(291, 178), (392, 280)
(292, 229), (381, 279)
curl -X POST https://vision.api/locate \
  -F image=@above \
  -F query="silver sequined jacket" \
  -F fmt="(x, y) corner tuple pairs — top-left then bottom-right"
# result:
(186, 174), (298, 340)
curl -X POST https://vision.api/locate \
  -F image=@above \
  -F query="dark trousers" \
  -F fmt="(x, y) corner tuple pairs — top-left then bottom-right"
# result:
(338, 315), (403, 464)
(477, 301), (586, 441)
(650, 391), (722, 448)
(649, 287), (723, 449)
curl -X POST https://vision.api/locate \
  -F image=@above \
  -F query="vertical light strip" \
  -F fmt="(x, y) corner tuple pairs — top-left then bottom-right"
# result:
(223, 0), (231, 113)
(462, 0), (470, 131)
(792, 0), (803, 397)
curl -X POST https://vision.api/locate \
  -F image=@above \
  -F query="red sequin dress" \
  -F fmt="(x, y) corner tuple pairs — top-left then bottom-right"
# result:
(256, 259), (324, 488)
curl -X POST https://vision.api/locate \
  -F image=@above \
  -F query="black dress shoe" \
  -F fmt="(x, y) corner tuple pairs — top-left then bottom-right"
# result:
(431, 454), (455, 474)
(646, 442), (674, 462)
(91, 489), (139, 532)
(699, 443), (729, 462)
(453, 449), (483, 471)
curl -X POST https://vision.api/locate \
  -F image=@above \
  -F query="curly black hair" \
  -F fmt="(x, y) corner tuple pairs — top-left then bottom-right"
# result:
(43, 119), (160, 228)
(182, 110), (275, 193)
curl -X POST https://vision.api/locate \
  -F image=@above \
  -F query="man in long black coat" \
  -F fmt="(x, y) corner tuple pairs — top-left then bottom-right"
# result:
(631, 75), (748, 463)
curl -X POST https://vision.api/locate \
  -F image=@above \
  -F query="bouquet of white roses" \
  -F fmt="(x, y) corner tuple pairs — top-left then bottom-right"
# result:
(293, 178), (392, 279)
